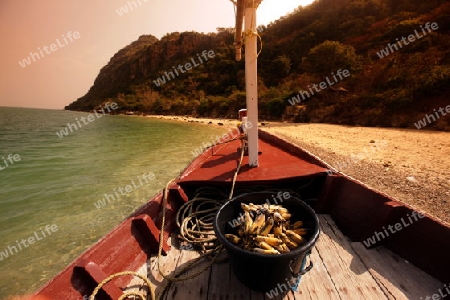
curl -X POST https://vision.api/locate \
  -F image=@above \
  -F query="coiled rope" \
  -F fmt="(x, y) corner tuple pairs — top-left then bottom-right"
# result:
(88, 183), (227, 300)
(89, 141), (246, 300)
(156, 142), (246, 298)
(89, 271), (154, 300)
(88, 138), (315, 299)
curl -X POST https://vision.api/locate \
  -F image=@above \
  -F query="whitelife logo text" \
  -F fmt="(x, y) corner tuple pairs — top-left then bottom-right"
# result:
(0, 224), (58, 261)
(153, 50), (216, 87)
(363, 211), (424, 247)
(376, 22), (439, 58)
(18, 31), (81, 68)
(0, 153), (21, 171)
(414, 104), (450, 129)
(115, 0), (149, 16)
(93, 172), (156, 209)
(288, 69), (350, 106)
(56, 102), (118, 139)
(190, 122), (252, 157)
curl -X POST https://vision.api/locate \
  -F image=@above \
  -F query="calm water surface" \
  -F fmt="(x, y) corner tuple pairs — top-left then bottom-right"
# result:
(0, 107), (227, 297)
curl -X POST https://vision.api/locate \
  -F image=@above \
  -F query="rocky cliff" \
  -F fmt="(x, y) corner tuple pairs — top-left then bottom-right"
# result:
(66, 0), (450, 130)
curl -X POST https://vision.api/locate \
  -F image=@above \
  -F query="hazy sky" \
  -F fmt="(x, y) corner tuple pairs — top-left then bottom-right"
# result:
(0, 0), (314, 109)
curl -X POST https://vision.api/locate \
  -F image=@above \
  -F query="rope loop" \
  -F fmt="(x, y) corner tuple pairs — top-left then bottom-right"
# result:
(89, 271), (155, 300)
(243, 29), (263, 57)
(90, 140), (246, 300)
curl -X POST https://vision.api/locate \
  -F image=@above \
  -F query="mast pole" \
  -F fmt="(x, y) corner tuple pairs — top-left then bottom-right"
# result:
(244, 1), (259, 167)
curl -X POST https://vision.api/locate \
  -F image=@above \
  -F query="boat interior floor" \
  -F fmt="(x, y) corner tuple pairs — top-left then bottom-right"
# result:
(36, 133), (448, 299)
(126, 214), (443, 300)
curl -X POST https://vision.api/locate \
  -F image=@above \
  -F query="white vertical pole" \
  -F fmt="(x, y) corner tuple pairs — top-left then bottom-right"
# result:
(244, 5), (259, 167)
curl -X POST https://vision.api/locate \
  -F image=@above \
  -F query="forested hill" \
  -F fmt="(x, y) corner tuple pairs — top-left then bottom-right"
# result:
(66, 0), (450, 130)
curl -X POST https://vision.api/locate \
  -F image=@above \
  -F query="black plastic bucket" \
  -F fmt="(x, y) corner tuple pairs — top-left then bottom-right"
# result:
(213, 192), (320, 292)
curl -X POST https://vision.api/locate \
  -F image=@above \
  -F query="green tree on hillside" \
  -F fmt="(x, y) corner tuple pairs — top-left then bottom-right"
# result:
(301, 41), (362, 75)
(271, 55), (291, 76)
(263, 55), (292, 86)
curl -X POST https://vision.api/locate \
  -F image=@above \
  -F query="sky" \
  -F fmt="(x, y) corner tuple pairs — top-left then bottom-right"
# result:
(0, 0), (314, 109)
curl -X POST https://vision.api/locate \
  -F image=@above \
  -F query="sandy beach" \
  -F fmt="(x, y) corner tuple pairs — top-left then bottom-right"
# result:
(262, 124), (450, 224)
(147, 115), (449, 224)
(146, 115), (238, 129)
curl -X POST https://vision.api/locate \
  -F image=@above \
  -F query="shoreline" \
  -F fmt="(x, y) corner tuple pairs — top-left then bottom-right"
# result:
(63, 110), (449, 224)
(144, 114), (244, 129)
(65, 109), (449, 132)
(144, 114), (449, 224)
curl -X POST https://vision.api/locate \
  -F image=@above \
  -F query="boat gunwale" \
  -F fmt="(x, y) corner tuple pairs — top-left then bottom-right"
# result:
(34, 131), (450, 298)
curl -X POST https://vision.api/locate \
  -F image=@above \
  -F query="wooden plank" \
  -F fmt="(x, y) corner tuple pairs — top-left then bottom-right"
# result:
(263, 288), (296, 300)
(316, 215), (388, 299)
(137, 214), (444, 300)
(121, 234), (180, 299)
(208, 254), (253, 300)
(351, 242), (444, 299)
(293, 243), (340, 299)
(120, 263), (152, 298)
(164, 247), (212, 300)
(148, 234), (182, 298)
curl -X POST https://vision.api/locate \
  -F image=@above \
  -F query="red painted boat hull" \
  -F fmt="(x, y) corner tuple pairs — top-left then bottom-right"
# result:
(34, 130), (450, 299)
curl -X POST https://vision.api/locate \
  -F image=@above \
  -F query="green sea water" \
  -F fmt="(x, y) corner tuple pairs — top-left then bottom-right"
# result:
(0, 107), (227, 298)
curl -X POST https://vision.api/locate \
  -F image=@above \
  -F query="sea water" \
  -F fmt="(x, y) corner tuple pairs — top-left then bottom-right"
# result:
(0, 107), (227, 297)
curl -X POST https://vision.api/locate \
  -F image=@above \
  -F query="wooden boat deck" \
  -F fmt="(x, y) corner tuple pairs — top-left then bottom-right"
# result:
(34, 132), (449, 299)
(127, 215), (443, 300)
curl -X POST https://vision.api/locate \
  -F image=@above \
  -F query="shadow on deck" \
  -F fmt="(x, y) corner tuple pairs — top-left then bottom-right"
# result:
(127, 214), (442, 300)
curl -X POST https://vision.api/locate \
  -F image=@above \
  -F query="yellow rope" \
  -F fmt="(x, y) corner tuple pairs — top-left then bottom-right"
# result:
(229, 140), (246, 199)
(89, 139), (246, 299)
(89, 271), (155, 300)
(87, 183), (224, 300)
(244, 27), (263, 57)
(231, 0), (263, 60)
(157, 138), (246, 297)
(176, 197), (224, 251)
(154, 180), (227, 300)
